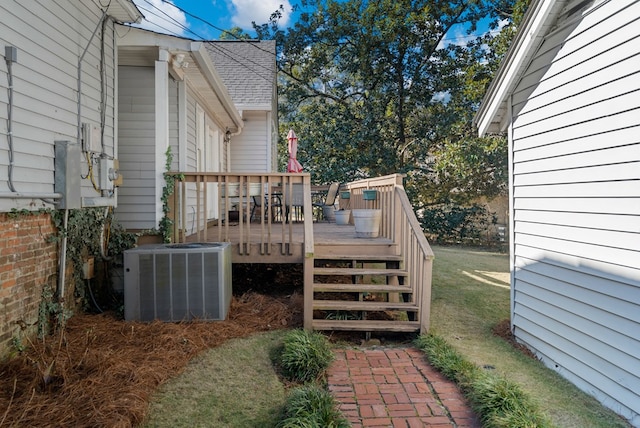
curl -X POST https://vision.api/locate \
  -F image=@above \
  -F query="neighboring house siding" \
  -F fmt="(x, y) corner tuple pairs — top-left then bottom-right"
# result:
(230, 111), (270, 172)
(510, 1), (640, 423)
(117, 66), (156, 229)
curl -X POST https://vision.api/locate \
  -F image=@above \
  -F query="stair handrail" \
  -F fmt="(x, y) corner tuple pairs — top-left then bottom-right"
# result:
(394, 183), (434, 332)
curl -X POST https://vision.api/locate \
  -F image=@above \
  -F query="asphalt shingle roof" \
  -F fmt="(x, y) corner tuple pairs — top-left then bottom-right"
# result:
(206, 40), (276, 108)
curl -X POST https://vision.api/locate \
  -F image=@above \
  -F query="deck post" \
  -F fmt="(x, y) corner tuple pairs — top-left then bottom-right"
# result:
(420, 255), (433, 333)
(302, 175), (315, 330)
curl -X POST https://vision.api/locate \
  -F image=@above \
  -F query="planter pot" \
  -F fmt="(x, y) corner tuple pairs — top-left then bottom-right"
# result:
(221, 183), (262, 197)
(247, 183), (262, 196)
(335, 209), (351, 225)
(352, 209), (381, 238)
(362, 189), (378, 200)
(340, 191), (351, 199)
(322, 205), (336, 222)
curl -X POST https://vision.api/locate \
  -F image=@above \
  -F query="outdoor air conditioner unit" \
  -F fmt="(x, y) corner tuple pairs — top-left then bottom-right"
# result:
(124, 242), (232, 322)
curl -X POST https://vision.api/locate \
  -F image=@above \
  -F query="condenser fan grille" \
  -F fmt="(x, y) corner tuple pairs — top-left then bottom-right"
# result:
(124, 243), (231, 322)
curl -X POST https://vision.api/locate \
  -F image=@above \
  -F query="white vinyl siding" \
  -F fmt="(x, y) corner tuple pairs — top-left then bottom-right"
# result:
(116, 66), (156, 229)
(0, 1), (118, 209)
(509, 0), (640, 423)
(230, 111), (270, 172)
(182, 89), (226, 233)
(168, 78), (179, 168)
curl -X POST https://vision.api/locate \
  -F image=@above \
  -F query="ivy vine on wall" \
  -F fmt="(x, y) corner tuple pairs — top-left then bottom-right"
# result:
(160, 146), (183, 243)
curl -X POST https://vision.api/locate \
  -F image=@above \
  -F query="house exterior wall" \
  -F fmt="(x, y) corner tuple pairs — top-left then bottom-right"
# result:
(0, 1), (139, 355)
(0, 213), (58, 352)
(206, 41), (277, 173)
(509, 1), (640, 424)
(117, 66), (156, 229)
(0, 2), (120, 208)
(230, 111), (272, 172)
(186, 86), (226, 230)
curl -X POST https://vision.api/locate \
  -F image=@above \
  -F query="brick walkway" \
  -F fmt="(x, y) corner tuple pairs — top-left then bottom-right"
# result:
(327, 347), (481, 428)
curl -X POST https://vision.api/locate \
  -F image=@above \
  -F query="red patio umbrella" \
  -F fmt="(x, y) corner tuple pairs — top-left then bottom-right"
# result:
(286, 129), (303, 173)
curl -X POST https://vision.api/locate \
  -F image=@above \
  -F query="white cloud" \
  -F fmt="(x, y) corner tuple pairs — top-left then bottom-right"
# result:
(133, 0), (189, 37)
(229, 0), (292, 30)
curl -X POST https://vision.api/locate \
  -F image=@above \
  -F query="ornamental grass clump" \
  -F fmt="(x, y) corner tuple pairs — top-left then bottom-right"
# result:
(415, 333), (552, 428)
(414, 334), (480, 386)
(279, 329), (334, 383)
(277, 385), (350, 428)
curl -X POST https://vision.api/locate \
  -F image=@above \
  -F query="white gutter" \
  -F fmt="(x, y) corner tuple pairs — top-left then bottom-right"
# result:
(474, 0), (567, 136)
(190, 42), (244, 133)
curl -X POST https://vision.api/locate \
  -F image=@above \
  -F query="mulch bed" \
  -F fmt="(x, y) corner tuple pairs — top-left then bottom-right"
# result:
(0, 292), (303, 428)
(492, 318), (538, 360)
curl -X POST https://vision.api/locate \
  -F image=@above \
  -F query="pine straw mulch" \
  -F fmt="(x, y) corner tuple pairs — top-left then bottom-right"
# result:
(0, 292), (303, 428)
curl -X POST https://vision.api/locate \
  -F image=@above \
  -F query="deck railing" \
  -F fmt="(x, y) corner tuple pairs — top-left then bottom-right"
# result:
(166, 171), (433, 332)
(166, 172), (314, 260)
(342, 174), (435, 331)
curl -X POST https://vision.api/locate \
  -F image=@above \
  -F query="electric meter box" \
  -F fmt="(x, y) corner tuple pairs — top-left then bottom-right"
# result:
(54, 140), (81, 209)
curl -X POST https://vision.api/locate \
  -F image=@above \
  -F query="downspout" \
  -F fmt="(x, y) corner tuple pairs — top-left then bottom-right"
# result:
(507, 94), (516, 333)
(224, 127), (242, 172)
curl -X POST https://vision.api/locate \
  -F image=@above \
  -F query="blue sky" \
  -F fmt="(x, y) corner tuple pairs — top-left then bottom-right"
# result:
(131, 0), (505, 47)
(132, 0), (299, 39)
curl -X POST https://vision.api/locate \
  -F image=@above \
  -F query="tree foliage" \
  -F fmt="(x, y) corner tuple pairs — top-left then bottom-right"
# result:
(256, 0), (529, 208)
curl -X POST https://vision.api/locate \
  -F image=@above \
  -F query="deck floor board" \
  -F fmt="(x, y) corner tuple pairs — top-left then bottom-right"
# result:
(186, 221), (393, 263)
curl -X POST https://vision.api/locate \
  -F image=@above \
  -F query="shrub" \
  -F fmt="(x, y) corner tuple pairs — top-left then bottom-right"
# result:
(279, 329), (334, 383)
(278, 385), (350, 428)
(419, 203), (496, 244)
(415, 334), (552, 428)
(414, 334), (479, 387)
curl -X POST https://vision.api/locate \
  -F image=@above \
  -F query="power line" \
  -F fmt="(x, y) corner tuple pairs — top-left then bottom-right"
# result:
(130, 0), (275, 82)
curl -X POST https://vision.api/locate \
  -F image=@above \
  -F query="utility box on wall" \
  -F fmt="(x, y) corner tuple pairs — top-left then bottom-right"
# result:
(54, 140), (81, 209)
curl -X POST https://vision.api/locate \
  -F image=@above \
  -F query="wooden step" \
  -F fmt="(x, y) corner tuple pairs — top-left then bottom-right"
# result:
(312, 319), (421, 332)
(313, 300), (418, 312)
(314, 244), (397, 258)
(313, 283), (411, 293)
(313, 267), (408, 276)
(314, 254), (403, 262)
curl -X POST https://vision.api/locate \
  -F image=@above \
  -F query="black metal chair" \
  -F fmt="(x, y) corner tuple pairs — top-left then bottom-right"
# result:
(251, 194), (282, 222)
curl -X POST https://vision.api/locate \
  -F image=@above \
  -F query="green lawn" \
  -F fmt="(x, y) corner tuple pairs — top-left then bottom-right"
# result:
(144, 330), (287, 428)
(429, 245), (630, 427)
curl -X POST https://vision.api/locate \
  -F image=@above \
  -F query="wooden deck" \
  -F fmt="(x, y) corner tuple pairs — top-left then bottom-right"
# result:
(187, 220), (395, 263)
(170, 173), (433, 334)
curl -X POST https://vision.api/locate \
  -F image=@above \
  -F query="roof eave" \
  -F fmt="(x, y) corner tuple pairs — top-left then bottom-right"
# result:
(474, 0), (568, 136)
(110, 0), (144, 23)
(191, 42), (244, 132)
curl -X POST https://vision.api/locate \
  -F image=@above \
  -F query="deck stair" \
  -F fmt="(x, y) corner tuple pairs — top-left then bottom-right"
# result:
(310, 251), (422, 333)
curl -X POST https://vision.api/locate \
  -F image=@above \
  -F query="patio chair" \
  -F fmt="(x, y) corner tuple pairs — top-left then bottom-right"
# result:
(283, 183), (305, 223)
(313, 182), (340, 221)
(251, 194), (282, 222)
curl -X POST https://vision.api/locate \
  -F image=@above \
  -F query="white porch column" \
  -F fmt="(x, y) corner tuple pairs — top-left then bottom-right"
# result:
(155, 48), (170, 226)
(177, 80), (187, 171)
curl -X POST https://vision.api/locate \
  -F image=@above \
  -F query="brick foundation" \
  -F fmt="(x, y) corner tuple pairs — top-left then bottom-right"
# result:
(0, 212), (59, 354)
